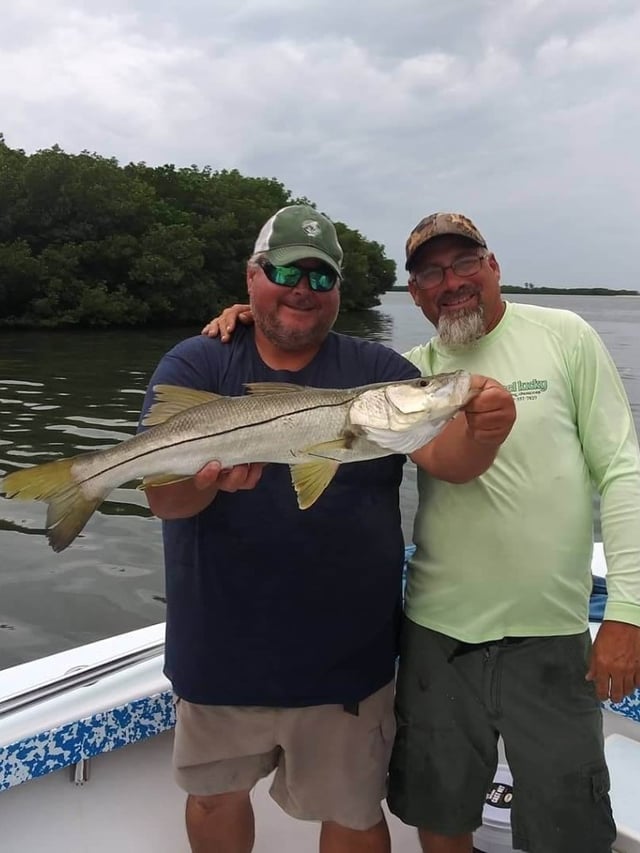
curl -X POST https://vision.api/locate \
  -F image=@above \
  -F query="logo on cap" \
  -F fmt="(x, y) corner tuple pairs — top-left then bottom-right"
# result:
(302, 220), (321, 238)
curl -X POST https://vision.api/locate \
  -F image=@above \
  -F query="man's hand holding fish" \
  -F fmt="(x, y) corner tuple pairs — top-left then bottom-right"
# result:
(410, 374), (515, 484)
(146, 460), (266, 520)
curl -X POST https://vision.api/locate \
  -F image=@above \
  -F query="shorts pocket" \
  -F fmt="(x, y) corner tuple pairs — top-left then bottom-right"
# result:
(589, 766), (610, 801)
(512, 762), (616, 853)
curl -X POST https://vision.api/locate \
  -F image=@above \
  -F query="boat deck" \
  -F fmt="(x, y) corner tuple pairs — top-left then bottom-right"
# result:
(2, 724), (638, 852)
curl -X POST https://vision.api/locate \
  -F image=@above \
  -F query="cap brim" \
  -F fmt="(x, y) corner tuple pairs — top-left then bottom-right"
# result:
(265, 247), (342, 279)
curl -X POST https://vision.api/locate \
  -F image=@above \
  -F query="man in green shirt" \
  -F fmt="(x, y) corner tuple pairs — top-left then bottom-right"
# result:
(385, 212), (640, 853)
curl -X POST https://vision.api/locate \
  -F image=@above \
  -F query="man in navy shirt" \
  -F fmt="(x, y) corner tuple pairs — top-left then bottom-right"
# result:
(142, 204), (515, 853)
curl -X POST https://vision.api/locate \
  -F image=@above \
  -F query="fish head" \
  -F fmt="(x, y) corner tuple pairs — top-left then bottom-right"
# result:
(387, 371), (475, 422)
(348, 371), (476, 453)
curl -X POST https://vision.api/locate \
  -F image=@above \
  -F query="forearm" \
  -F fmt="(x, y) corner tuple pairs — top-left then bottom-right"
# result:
(410, 414), (499, 483)
(599, 476), (640, 627)
(145, 479), (218, 520)
(571, 324), (640, 625)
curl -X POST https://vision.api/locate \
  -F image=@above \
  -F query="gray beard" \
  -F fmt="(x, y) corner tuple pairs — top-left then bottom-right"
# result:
(437, 306), (486, 348)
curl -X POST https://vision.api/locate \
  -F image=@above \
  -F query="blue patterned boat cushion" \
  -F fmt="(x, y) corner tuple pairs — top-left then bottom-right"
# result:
(605, 692), (640, 725)
(0, 690), (175, 791)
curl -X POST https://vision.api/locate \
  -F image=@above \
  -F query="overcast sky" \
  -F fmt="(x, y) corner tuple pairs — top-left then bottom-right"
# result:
(2, 0), (639, 287)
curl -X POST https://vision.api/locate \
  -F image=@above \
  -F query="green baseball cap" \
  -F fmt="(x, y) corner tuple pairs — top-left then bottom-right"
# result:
(253, 204), (344, 278)
(405, 212), (487, 270)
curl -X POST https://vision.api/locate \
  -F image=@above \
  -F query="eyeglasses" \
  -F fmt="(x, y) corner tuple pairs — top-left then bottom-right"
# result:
(412, 252), (488, 290)
(259, 260), (339, 292)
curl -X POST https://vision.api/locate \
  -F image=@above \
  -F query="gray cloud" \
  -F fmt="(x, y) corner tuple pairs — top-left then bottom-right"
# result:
(1, 0), (639, 287)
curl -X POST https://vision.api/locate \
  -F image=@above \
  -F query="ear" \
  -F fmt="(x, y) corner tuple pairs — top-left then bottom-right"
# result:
(487, 252), (501, 279)
(246, 265), (257, 294)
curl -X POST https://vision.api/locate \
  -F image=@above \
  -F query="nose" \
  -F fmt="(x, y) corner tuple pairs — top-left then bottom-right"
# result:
(441, 265), (466, 289)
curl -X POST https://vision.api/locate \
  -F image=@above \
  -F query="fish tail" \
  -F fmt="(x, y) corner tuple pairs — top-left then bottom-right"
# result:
(1, 459), (102, 552)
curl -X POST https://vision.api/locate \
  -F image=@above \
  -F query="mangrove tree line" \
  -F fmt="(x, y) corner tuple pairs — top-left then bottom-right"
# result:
(0, 136), (396, 328)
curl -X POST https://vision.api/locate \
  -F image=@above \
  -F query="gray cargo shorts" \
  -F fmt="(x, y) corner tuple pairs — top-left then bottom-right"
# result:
(387, 618), (616, 853)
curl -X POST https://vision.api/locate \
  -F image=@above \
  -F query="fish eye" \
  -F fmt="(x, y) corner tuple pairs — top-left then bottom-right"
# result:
(418, 379), (428, 387)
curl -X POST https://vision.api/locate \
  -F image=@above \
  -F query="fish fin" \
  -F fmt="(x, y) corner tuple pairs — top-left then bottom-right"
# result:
(140, 474), (192, 489)
(289, 460), (340, 509)
(1, 459), (102, 553)
(142, 385), (221, 427)
(244, 382), (306, 395)
(302, 437), (354, 459)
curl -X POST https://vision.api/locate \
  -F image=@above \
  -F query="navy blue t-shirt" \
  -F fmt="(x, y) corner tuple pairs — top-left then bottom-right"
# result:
(141, 328), (419, 706)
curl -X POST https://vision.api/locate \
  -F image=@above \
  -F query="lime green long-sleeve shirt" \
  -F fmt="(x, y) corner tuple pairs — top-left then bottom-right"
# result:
(404, 301), (640, 642)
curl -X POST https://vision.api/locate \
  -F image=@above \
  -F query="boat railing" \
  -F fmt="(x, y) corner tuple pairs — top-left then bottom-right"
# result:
(0, 639), (165, 718)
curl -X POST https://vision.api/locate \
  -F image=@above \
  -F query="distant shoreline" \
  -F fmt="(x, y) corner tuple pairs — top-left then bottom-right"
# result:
(390, 286), (639, 296)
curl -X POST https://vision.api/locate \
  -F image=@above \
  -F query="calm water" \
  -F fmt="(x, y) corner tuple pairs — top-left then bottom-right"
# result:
(1, 293), (639, 669)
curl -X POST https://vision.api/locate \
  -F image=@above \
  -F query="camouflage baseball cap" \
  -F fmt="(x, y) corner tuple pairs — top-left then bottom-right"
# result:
(253, 204), (343, 278)
(405, 212), (487, 270)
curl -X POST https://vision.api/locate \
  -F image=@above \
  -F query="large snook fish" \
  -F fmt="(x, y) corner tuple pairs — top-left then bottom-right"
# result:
(0, 371), (475, 552)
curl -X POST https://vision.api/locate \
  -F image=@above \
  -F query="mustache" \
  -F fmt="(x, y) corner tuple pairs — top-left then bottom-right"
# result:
(438, 284), (480, 308)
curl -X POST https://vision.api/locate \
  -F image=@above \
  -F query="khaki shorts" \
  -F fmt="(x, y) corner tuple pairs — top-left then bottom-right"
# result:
(173, 680), (395, 831)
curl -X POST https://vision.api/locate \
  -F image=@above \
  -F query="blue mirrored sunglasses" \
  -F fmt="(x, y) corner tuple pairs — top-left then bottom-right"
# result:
(260, 260), (338, 292)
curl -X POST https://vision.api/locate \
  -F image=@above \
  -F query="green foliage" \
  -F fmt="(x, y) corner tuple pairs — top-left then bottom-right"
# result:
(336, 224), (395, 310)
(0, 137), (397, 328)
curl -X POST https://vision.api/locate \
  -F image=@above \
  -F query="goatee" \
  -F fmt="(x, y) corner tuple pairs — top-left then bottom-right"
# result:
(437, 305), (486, 348)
